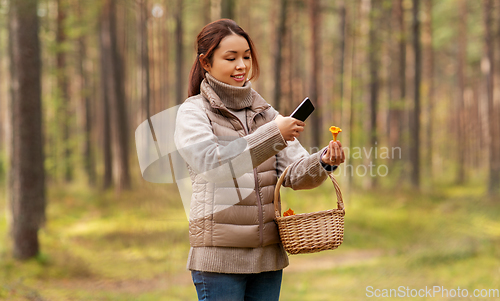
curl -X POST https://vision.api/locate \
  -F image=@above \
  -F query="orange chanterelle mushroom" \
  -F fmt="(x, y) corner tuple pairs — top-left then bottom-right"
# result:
(283, 208), (295, 217)
(329, 126), (342, 141)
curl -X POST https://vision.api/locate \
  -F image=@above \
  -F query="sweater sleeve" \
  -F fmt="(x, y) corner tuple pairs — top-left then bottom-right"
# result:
(174, 101), (287, 183)
(276, 139), (330, 190)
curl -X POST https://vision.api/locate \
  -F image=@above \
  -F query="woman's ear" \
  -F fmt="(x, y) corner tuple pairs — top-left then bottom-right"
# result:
(199, 54), (211, 73)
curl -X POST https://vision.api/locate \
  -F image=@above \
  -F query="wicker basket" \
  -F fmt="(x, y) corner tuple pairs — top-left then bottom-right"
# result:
(274, 166), (345, 255)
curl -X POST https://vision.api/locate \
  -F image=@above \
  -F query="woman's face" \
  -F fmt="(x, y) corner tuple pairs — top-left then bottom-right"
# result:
(202, 34), (252, 87)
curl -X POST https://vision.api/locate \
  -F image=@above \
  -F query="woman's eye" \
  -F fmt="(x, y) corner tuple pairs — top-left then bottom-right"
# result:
(226, 58), (235, 61)
(244, 56), (250, 60)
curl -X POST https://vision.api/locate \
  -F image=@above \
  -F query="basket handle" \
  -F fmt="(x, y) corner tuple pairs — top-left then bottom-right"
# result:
(273, 165), (345, 219)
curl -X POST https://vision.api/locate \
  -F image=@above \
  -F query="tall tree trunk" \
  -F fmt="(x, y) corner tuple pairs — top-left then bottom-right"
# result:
(148, 11), (156, 113)
(360, 0), (371, 189)
(0, 19), (5, 174)
(100, 0), (131, 191)
(483, 0), (499, 195)
(162, 2), (170, 108)
(368, 0), (379, 187)
(348, 0), (361, 189)
(389, 0), (406, 171)
(56, 0), (72, 182)
(423, 0), (434, 180)
(110, 0), (130, 192)
(8, 0), (46, 260)
(137, 0), (151, 121)
(341, 0), (353, 195)
(77, 1), (95, 187)
(99, 14), (113, 190)
(79, 37), (95, 187)
(203, 0), (211, 24)
(273, 0), (287, 112)
(456, 0), (467, 184)
(410, 0), (421, 189)
(339, 0), (346, 118)
(494, 0), (500, 195)
(221, 0), (234, 20)
(175, 0), (184, 105)
(309, 0), (321, 148)
(285, 1), (295, 115)
(211, 0), (221, 21)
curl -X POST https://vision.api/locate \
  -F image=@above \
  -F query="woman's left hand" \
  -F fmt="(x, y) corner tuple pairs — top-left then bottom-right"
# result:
(321, 140), (345, 166)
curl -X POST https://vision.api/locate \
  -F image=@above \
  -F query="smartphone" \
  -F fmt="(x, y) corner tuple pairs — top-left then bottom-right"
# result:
(290, 97), (315, 122)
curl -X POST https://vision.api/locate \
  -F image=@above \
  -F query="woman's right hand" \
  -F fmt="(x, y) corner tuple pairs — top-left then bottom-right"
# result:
(275, 115), (305, 141)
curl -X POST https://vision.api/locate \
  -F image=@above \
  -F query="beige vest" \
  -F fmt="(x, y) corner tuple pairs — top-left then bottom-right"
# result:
(185, 82), (281, 248)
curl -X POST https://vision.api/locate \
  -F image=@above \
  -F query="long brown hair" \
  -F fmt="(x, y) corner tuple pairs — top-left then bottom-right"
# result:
(188, 19), (260, 97)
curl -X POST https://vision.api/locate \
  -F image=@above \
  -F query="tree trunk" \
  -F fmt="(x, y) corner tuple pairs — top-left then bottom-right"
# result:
(148, 10), (156, 113)
(99, 13), (113, 190)
(410, 0), (421, 189)
(284, 1), (295, 115)
(77, 0), (95, 187)
(368, 0), (379, 187)
(273, 0), (287, 112)
(100, 0), (131, 191)
(221, 0), (234, 20)
(8, 0), (46, 260)
(483, 0), (499, 195)
(56, 0), (72, 182)
(309, 0), (321, 148)
(456, 0), (467, 184)
(211, 0), (221, 21)
(110, 0), (130, 192)
(341, 0), (352, 195)
(203, 0), (210, 24)
(348, 0), (357, 189)
(339, 0), (346, 117)
(162, 2), (170, 108)
(359, 0), (371, 189)
(0, 18), (5, 175)
(423, 0), (434, 180)
(137, 0), (151, 122)
(79, 37), (96, 187)
(389, 0), (405, 170)
(175, 0), (184, 105)
(494, 0), (500, 195)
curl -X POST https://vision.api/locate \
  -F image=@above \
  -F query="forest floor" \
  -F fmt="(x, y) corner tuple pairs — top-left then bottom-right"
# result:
(1, 177), (499, 300)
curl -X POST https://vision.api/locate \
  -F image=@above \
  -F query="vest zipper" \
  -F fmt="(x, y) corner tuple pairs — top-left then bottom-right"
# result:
(253, 168), (264, 247)
(221, 107), (266, 247)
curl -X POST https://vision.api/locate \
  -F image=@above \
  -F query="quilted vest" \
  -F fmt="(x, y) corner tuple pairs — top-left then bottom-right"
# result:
(185, 81), (281, 248)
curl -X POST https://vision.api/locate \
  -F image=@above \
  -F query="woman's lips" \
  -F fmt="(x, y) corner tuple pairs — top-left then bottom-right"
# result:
(231, 74), (245, 82)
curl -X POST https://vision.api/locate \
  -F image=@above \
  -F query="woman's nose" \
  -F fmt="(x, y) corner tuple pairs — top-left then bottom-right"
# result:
(236, 58), (245, 70)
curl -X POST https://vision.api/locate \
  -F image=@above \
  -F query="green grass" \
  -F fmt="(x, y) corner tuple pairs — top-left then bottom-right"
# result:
(0, 181), (195, 300)
(279, 180), (500, 300)
(1, 178), (499, 300)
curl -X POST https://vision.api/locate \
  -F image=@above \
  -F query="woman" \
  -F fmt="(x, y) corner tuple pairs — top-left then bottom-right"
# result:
(174, 19), (345, 301)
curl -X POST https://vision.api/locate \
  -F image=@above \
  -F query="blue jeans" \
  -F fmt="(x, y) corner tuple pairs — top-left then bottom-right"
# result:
(191, 270), (283, 301)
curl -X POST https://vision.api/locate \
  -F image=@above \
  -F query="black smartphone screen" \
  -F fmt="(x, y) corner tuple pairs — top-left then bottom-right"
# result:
(290, 97), (315, 122)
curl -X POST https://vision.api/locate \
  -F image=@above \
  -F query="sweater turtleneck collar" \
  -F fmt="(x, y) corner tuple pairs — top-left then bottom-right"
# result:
(205, 73), (253, 110)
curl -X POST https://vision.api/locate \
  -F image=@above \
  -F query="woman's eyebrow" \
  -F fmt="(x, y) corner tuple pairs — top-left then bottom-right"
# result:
(224, 49), (251, 54)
